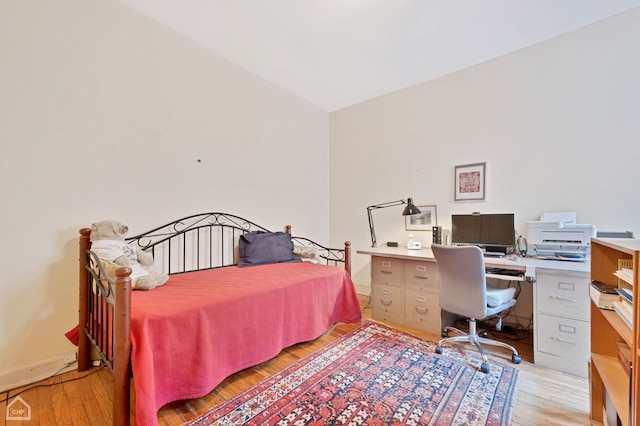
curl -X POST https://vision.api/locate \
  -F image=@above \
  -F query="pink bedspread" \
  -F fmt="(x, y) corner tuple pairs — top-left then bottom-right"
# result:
(129, 262), (361, 425)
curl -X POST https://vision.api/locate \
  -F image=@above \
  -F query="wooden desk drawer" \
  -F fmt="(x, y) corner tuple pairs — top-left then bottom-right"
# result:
(371, 283), (404, 315)
(536, 314), (590, 361)
(371, 256), (404, 286)
(405, 290), (440, 322)
(371, 309), (405, 326)
(404, 260), (439, 292)
(536, 273), (590, 321)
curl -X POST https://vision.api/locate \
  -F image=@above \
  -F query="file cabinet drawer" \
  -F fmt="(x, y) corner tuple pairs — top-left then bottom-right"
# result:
(371, 256), (404, 286)
(371, 309), (405, 326)
(371, 283), (404, 315)
(405, 260), (439, 292)
(536, 313), (590, 361)
(405, 289), (440, 324)
(404, 316), (441, 335)
(536, 273), (590, 321)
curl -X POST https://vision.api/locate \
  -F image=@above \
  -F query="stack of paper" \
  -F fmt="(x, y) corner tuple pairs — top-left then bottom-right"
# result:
(614, 268), (634, 285)
(613, 300), (633, 328)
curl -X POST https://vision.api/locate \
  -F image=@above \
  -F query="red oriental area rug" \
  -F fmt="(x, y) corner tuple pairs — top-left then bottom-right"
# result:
(186, 321), (519, 426)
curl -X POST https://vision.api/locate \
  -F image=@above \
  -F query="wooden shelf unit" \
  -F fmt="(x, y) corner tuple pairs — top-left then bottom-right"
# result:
(590, 238), (640, 426)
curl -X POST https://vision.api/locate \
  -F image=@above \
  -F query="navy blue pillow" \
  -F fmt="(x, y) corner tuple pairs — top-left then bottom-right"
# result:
(238, 231), (301, 267)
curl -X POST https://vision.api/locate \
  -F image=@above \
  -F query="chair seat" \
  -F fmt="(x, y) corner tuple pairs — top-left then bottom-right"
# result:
(486, 284), (516, 308)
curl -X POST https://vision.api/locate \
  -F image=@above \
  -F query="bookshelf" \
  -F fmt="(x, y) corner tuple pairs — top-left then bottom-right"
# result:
(590, 238), (640, 426)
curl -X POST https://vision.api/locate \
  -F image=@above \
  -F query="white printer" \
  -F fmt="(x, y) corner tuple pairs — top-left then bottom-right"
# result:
(526, 212), (596, 260)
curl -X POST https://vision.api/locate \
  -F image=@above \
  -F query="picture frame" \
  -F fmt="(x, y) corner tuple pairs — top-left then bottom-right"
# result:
(454, 162), (486, 201)
(405, 205), (437, 231)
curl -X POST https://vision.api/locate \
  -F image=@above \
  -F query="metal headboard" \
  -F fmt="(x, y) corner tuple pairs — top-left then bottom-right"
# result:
(123, 212), (349, 275)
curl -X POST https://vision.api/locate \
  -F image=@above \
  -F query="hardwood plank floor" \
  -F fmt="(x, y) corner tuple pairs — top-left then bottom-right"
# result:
(1, 296), (590, 425)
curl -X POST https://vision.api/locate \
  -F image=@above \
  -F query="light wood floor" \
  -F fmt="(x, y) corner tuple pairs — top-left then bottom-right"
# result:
(1, 296), (590, 425)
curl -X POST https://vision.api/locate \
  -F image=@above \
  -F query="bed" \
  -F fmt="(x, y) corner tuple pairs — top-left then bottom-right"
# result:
(76, 213), (361, 426)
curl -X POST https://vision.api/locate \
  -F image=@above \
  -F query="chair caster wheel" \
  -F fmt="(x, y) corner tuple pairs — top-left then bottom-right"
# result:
(512, 354), (522, 364)
(480, 363), (490, 374)
(479, 331), (488, 338)
(441, 331), (449, 338)
(435, 346), (444, 355)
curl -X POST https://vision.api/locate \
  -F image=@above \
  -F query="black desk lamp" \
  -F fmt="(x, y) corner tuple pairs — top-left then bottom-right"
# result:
(367, 197), (421, 247)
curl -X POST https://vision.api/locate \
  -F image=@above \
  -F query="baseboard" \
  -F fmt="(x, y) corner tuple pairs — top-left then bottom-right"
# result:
(0, 350), (78, 393)
(354, 283), (371, 297)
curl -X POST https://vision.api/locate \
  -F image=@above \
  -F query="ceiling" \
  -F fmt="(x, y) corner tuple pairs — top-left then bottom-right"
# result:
(119, 0), (640, 111)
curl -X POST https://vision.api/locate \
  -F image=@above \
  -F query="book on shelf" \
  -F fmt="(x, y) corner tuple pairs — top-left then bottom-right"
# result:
(613, 300), (633, 328)
(590, 281), (618, 310)
(616, 287), (633, 303)
(616, 341), (632, 376)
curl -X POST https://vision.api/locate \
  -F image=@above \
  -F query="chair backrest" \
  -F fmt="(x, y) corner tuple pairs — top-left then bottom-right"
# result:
(431, 244), (488, 319)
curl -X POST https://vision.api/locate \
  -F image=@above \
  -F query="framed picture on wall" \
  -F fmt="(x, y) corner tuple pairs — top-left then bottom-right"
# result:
(454, 162), (486, 201)
(405, 205), (437, 231)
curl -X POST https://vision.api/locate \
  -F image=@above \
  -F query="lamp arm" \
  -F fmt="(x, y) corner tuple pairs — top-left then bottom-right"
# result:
(367, 199), (408, 247)
(366, 199), (408, 211)
(367, 207), (377, 247)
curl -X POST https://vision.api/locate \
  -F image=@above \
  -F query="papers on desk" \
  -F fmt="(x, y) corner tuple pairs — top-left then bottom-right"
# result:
(535, 255), (588, 262)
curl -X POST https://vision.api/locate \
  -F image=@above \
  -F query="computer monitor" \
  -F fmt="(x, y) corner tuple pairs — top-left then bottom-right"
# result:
(451, 213), (515, 255)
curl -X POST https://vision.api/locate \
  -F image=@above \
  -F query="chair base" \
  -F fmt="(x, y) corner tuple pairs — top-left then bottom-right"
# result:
(435, 319), (521, 373)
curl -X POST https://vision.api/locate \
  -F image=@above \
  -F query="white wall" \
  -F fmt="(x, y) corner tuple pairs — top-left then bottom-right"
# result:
(0, 0), (330, 381)
(330, 8), (640, 290)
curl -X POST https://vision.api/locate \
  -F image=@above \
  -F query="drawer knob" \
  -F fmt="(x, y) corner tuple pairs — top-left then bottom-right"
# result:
(414, 275), (429, 280)
(415, 306), (428, 314)
(381, 299), (393, 306)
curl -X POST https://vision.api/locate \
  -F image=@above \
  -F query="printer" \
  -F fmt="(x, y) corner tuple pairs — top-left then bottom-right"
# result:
(526, 212), (596, 260)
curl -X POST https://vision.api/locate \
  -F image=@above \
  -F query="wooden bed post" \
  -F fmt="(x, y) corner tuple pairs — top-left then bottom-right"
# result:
(344, 241), (351, 276)
(114, 266), (132, 426)
(78, 228), (92, 372)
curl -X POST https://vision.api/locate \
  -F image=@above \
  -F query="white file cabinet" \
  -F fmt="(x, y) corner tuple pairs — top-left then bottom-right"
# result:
(534, 272), (591, 378)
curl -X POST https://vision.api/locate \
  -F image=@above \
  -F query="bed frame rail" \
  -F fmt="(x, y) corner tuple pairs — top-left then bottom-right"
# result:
(78, 229), (131, 426)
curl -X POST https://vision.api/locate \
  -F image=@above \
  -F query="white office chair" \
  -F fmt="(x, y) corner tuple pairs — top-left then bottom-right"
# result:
(431, 244), (522, 373)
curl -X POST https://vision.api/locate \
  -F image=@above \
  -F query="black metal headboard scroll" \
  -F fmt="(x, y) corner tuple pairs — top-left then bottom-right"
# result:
(285, 225), (351, 273)
(124, 213), (350, 275)
(124, 213), (269, 275)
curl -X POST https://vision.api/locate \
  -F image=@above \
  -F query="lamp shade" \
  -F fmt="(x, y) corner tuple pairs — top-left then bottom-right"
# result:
(402, 198), (421, 216)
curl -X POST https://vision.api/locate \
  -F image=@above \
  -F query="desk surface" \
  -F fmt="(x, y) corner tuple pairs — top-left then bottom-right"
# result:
(357, 246), (590, 277)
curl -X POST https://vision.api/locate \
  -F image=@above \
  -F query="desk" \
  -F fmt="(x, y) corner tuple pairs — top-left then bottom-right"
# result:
(357, 246), (590, 377)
